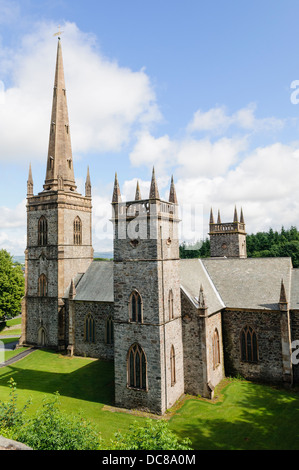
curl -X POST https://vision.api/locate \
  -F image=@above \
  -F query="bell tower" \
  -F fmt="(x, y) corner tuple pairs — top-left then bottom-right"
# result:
(21, 38), (93, 349)
(112, 169), (184, 414)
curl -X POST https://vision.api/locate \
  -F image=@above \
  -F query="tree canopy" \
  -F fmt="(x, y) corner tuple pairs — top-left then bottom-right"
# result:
(180, 226), (299, 268)
(0, 249), (25, 320)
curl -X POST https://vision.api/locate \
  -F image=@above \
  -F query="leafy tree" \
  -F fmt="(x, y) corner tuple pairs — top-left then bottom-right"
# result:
(109, 419), (192, 450)
(0, 249), (24, 319)
(180, 239), (210, 259)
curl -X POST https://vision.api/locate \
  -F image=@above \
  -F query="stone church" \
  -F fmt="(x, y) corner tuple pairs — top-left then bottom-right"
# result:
(20, 38), (299, 414)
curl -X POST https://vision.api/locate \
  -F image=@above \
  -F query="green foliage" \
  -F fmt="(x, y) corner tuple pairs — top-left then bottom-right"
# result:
(16, 393), (101, 450)
(0, 378), (30, 429)
(109, 419), (192, 450)
(179, 239), (210, 259)
(0, 249), (25, 320)
(246, 226), (299, 267)
(0, 380), (101, 450)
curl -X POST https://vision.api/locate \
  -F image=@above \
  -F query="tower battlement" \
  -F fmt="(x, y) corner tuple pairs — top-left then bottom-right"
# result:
(209, 207), (247, 258)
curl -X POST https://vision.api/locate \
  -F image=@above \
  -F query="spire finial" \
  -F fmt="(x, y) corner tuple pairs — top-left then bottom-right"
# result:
(149, 167), (160, 200)
(53, 25), (64, 39)
(240, 207), (245, 224)
(233, 205), (238, 223)
(112, 172), (122, 203)
(169, 175), (178, 204)
(198, 284), (207, 309)
(279, 279), (288, 306)
(85, 166), (91, 197)
(209, 207), (214, 224)
(69, 278), (76, 300)
(217, 209), (221, 224)
(27, 163), (33, 196)
(135, 180), (142, 200)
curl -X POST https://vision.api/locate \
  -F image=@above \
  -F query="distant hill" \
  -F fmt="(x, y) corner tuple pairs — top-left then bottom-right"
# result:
(12, 252), (113, 265)
(13, 255), (25, 265)
(93, 251), (113, 260)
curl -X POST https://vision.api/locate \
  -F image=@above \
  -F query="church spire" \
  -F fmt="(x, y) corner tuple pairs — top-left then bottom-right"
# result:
(44, 38), (76, 191)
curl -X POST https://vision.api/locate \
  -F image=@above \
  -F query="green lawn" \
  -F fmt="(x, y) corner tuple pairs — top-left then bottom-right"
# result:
(0, 350), (299, 449)
(0, 349), (146, 446)
(0, 337), (28, 361)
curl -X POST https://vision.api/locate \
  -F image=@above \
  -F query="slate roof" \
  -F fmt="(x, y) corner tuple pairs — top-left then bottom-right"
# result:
(180, 258), (225, 313)
(65, 261), (114, 302)
(202, 257), (292, 311)
(64, 256), (299, 312)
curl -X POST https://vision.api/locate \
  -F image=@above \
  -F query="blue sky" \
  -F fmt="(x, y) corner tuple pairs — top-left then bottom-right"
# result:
(1, 0), (299, 254)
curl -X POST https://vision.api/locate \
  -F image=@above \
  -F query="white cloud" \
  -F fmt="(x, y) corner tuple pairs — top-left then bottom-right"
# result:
(176, 136), (247, 178)
(130, 131), (247, 178)
(129, 131), (176, 173)
(187, 103), (285, 135)
(0, 199), (26, 254)
(0, 21), (161, 162)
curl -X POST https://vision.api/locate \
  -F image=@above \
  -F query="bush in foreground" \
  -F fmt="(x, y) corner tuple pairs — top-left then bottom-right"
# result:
(0, 381), (100, 450)
(0, 380), (192, 450)
(109, 419), (192, 450)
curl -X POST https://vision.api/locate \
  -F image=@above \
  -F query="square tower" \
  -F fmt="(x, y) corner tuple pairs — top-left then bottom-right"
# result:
(209, 207), (247, 258)
(112, 171), (184, 414)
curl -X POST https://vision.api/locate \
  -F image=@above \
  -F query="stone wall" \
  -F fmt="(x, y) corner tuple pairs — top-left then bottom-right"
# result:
(24, 297), (58, 347)
(71, 300), (114, 360)
(210, 232), (246, 258)
(181, 291), (224, 397)
(222, 309), (285, 383)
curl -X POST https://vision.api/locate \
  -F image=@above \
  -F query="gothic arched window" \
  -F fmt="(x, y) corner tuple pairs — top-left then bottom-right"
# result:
(129, 290), (142, 323)
(168, 289), (174, 320)
(170, 345), (176, 386)
(213, 328), (220, 369)
(38, 274), (47, 297)
(38, 216), (48, 246)
(85, 313), (95, 343)
(73, 216), (82, 245)
(241, 326), (258, 363)
(127, 343), (147, 390)
(105, 315), (114, 345)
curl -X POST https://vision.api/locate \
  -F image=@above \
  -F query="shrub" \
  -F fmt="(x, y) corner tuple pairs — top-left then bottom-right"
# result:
(109, 419), (192, 450)
(16, 393), (101, 450)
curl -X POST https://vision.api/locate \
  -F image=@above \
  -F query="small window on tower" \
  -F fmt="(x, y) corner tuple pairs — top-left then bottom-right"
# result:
(129, 290), (142, 323)
(38, 216), (48, 246)
(73, 216), (82, 245)
(38, 274), (48, 297)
